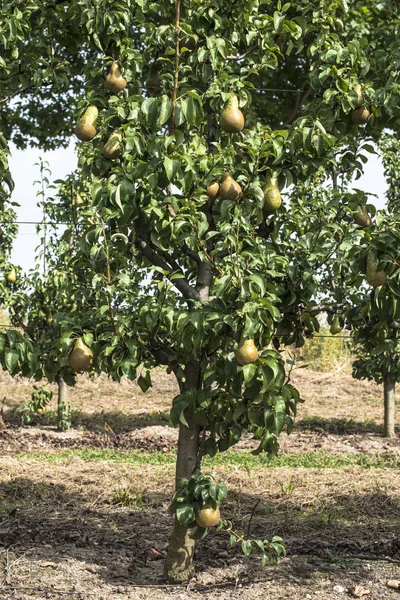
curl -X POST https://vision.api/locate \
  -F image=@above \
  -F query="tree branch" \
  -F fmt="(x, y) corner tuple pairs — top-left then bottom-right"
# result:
(195, 261), (212, 303)
(302, 302), (345, 315)
(226, 47), (256, 61)
(136, 235), (200, 301)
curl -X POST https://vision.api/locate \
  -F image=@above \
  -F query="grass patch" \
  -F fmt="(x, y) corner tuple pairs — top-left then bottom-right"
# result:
(14, 448), (400, 469)
(296, 415), (388, 435)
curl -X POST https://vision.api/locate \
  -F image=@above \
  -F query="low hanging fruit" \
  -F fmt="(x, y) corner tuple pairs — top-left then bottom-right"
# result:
(195, 501), (221, 528)
(354, 84), (363, 109)
(264, 177), (282, 213)
(220, 95), (244, 134)
(75, 106), (99, 141)
(354, 206), (372, 228)
(69, 338), (93, 372)
(235, 339), (258, 365)
(366, 251), (386, 288)
(104, 61), (127, 95)
(6, 267), (16, 283)
(206, 181), (220, 201)
(102, 131), (122, 159)
(330, 316), (342, 335)
(146, 63), (162, 96)
(220, 172), (242, 201)
(351, 106), (370, 125)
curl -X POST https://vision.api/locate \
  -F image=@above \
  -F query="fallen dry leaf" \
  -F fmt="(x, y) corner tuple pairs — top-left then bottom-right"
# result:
(352, 584), (370, 597)
(40, 561), (58, 568)
(387, 580), (400, 589)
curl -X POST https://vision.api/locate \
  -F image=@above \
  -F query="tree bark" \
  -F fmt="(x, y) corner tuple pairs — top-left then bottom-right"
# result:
(383, 373), (396, 438)
(164, 361), (201, 582)
(57, 371), (68, 431)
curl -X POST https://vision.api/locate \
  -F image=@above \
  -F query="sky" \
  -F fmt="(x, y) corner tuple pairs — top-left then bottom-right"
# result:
(8, 143), (388, 274)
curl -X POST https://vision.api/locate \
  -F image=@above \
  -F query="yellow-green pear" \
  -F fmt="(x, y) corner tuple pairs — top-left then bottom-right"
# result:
(220, 173), (242, 201)
(6, 267), (16, 283)
(366, 252), (386, 288)
(330, 316), (342, 335)
(195, 501), (221, 528)
(207, 181), (220, 200)
(75, 106), (99, 141)
(105, 61), (127, 94)
(354, 206), (372, 228)
(264, 177), (282, 213)
(69, 338), (93, 372)
(235, 339), (258, 365)
(220, 95), (245, 133)
(354, 84), (363, 109)
(351, 106), (370, 125)
(102, 131), (122, 159)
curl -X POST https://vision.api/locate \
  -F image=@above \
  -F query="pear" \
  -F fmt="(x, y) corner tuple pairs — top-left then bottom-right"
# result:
(75, 106), (99, 141)
(69, 338), (93, 372)
(264, 177), (282, 213)
(195, 501), (221, 528)
(354, 84), (363, 109)
(354, 206), (372, 228)
(207, 180), (220, 201)
(330, 316), (342, 335)
(102, 131), (122, 159)
(220, 95), (245, 134)
(6, 267), (16, 283)
(74, 193), (84, 207)
(47, 312), (53, 326)
(220, 173), (242, 201)
(235, 339), (258, 365)
(146, 63), (162, 96)
(366, 251), (386, 288)
(105, 61), (127, 94)
(351, 106), (370, 125)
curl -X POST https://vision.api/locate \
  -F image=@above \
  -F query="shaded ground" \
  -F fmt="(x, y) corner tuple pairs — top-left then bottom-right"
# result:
(0, 368), (399, 599)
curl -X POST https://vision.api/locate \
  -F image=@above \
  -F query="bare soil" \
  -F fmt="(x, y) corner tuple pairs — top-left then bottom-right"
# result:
(0, 368), (399, 599)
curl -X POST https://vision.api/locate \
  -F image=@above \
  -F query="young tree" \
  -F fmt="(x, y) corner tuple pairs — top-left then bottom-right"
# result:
(2, 0), (400, 582)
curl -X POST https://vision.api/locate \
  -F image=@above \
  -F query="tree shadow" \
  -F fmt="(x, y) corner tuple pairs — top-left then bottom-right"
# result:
(0, 477), (399, 589)
(295, 416), (399, 436)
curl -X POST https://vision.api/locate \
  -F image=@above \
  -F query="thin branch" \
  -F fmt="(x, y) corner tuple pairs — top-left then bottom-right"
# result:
(283, 87), (311, 126)
(136, 235), (200, 301)
(169, 0), (181, 133)
(226, 46), (256, 61)
(302, 302), (345, 315)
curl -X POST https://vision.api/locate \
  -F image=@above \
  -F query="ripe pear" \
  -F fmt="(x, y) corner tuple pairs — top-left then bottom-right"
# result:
(220, 173), (242, 201)
(6, 267), (16, 283)
(69, 338), (93, 372)
(102, 131), (122, 159)
(264, 177), (282, 213)
(354, 84), (363, 109)
(75, 106), (99, 141)
(354, 206), (372, 228)
(220, 95), (245, 134)
(330, 316), (342, 335)
(366, 252), (386, 288)
(146, 64), (162, 96)
(105, 61), (127, 94)
(351, 106), (370, 125)
(235, 339), (258, 365)
(74, 193), (84, 207)
(207, 180), (220, 201)
(195, 501), (221, 528)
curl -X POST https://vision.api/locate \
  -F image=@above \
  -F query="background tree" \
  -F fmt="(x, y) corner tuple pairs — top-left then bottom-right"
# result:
(2, 0), (400, 583)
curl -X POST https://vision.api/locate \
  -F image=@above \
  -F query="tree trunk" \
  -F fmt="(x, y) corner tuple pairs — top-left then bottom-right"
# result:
(57, 372), (68, 431)
(164, 362), (201, 583)
(383, 373), (396, 438)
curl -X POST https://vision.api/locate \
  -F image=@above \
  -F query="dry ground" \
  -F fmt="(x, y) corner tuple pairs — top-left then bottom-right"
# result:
(0, 368), (399, 599)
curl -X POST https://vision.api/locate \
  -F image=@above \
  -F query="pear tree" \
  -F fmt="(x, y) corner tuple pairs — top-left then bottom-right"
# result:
(2, 0), (400, 583)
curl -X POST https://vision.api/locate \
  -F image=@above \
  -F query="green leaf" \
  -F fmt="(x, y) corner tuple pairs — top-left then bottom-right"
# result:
(5, 350), (18, 373)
